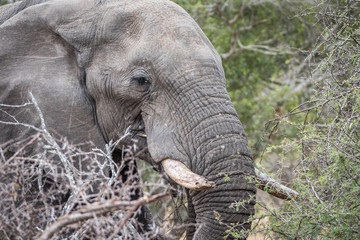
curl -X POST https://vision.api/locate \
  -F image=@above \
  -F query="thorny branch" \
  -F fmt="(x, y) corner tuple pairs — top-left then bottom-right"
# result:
(29, 92), (77, 191)
(38, 193), (170, 240)
(254, 168), (298, 200)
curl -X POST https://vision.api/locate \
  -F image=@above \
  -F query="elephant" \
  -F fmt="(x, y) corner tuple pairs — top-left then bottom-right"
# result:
(0, 0), (256, 239)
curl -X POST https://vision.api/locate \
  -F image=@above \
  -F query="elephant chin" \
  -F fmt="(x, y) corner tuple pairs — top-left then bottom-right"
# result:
(161, 159), (216, 191)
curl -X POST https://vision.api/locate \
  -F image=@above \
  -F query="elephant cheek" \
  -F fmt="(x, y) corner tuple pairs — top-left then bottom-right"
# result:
(145, 120), (187, 165)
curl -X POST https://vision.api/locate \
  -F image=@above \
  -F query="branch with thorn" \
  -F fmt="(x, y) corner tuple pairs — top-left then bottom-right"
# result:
(37, 192), (170, 240)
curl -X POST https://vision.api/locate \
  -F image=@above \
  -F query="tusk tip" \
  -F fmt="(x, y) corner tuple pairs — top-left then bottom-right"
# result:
(161, 159), (216, 191)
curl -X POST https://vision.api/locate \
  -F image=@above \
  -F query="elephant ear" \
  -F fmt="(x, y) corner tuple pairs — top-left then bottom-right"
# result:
(0, 0), (49, 25)
(0, 1), (104, 147)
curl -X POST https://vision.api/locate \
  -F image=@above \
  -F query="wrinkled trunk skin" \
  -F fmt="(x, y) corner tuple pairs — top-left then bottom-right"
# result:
(185, 115), (256, 240)
(144, 63), (256, 239)
(179, 75), (256, 239)
(175, 92), (255, 239)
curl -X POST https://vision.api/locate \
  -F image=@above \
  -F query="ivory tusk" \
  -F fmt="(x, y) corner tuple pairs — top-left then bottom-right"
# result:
(136, 133), (147, 138)
(161, 159), (216, 191)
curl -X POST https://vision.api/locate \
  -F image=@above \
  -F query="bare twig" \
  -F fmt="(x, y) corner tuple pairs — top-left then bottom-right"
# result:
(0, 119), (43, 133)
(27, 92), (81, 216)
(0, 102), (33, 108)
(255, 168), (298, 200)
(37, 192), (170, 240)
(28, 92), (76, 190)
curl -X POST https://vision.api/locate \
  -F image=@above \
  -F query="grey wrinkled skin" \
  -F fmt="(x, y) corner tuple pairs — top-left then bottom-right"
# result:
(0, 0), (256, 239)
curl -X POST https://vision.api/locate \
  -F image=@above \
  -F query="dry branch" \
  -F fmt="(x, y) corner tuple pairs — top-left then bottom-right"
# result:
(38, 192), (170, 240)
(254, 168), (298, 200)
(29, 92), (76, 190)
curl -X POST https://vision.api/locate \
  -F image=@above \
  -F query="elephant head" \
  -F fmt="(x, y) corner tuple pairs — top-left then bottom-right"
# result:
(0, 0), (256, 239)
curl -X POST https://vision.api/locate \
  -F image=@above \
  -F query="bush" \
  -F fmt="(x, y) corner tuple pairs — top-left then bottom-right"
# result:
(251, 1), (360, 239)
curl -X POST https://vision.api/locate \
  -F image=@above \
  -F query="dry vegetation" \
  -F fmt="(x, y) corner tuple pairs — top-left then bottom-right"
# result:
(0, 95), (183, 239)
(0, 131), (174, 239)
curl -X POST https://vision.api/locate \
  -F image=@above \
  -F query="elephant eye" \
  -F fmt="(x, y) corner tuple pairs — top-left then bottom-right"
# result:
(132, 76), (151, 87)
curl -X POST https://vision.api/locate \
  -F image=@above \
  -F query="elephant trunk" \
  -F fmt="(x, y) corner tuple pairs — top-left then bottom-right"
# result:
(185, 113), (256, 239)
(188, 159), (256, 239)
(144, 69), (256, 239)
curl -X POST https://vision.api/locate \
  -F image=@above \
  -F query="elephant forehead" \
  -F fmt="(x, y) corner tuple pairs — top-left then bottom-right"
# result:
(93, 1), (212, 52)
(106, 1), (206, 41)
(103, 0), (191, 27)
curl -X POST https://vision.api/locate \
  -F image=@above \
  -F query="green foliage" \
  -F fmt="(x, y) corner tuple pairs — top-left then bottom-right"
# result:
(223, 173), (230, 182)
(0, 0), (9, 5)
(1, 0), (22, 6)
(251, 1), (360, 239)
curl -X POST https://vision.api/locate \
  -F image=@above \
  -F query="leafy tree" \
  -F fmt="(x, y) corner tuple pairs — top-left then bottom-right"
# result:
(252, 1), (360, 238)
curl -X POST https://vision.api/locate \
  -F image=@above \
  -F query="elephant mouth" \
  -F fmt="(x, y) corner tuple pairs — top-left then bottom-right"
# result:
(132, 114), (147, 136)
